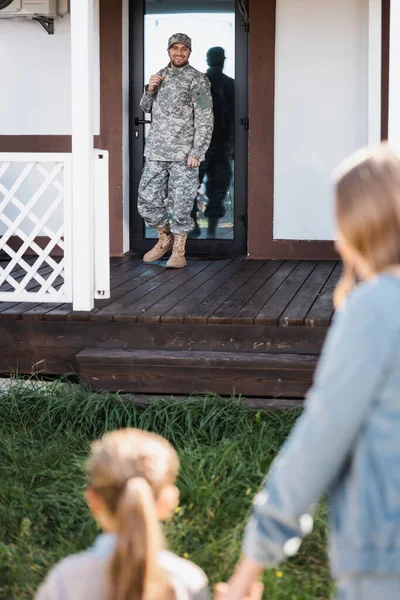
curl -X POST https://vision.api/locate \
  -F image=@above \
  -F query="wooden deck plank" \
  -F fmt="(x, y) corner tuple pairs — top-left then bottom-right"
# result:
(255, 261), (317, 326)
(0, 301), (44, 319)
(130, 260), (214, 323)
(110, 262), (159, 291)
(110, 256), (142, 276)
(0, 259), (342, 330)
(184, 260), (266, 324)
(0, 260), (50, 314)
(137, 258), (234, 323)
(20, 303), (66, 320)
(111, 259), (147, 279)
(305, 261), (342, 327)
(234, 261), (299, 324)
(109, 258), (197, 293)
(0, 260), (51, 292)
(161, 257), (244, 323)
(93, 264), (185, 322)
(0, 301), (24, 315)
(42, 266), (155, 322)
(279, 261), (337, 326)
(90, 268), (169, 321)
(110, 254), (133, 264)
(0, 264), (58, 319)
(45, 264), (167, 322)
(77, 348), (317, 397)
(115, 260), (212, 323)
(208, 260), (284, 324)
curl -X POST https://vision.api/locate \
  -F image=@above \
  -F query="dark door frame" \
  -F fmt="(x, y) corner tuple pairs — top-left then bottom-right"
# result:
(129, 0), (248, 257)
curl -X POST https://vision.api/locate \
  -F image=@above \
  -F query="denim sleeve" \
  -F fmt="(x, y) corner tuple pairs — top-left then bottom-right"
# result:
(243, 284), (395, 566)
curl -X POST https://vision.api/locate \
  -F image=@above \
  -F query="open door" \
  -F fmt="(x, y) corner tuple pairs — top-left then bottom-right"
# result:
(129, 0), (248, 257)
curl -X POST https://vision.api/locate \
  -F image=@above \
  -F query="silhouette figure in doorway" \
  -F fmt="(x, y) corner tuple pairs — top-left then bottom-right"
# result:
(191, 46), (235, 239)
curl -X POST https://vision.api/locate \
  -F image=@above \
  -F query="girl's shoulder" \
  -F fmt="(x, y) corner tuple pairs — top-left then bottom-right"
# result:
(34, 551), (109, 600)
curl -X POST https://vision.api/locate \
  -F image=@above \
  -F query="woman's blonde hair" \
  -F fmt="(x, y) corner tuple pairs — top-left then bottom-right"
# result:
(334, 144), (400, 307)
(87, 429), (179, 600)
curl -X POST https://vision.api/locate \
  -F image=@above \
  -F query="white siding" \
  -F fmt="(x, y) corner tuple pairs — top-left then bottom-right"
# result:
(0, 12), (100, 135)
(273, 0), (371, 240)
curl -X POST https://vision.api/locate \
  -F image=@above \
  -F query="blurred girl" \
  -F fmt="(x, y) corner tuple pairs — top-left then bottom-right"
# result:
(35, 428), (209, 600)
(219, 145), (400, 600)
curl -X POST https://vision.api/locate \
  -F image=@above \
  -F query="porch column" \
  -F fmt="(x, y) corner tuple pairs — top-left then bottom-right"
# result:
(389, 0), (400, 146)
(70, 0), (95, 310)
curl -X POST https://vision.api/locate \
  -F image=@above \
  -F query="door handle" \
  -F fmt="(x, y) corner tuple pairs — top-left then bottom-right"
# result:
(134, 117), (152, 126)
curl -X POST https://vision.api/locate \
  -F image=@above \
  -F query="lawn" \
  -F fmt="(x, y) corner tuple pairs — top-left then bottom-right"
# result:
(0, 382), (332, 599)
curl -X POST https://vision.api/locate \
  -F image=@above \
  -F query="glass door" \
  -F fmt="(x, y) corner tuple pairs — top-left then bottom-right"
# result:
(130, 0), (248, 256)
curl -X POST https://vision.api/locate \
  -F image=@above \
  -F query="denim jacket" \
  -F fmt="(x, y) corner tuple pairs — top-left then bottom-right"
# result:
(243, 274), (400, 577)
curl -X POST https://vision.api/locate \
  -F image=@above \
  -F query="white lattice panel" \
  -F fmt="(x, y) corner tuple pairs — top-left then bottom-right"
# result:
(0, 153), (72, 303)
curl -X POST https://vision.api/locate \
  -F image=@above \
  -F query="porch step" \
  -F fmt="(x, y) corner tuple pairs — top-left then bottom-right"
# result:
(76, 349), (317, 397)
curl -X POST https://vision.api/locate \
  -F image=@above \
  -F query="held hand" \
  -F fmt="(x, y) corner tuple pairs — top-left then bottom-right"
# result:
(217, 556), (264, 600)
(187, 156), (200, 168)
(148, 75), (163, 92)
(214, 582), (264, 600)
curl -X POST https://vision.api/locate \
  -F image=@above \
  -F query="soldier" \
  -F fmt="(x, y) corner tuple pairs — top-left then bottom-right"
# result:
(138, 33), (214, 268)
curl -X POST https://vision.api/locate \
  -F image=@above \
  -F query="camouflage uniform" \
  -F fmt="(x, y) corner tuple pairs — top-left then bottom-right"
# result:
(138, 40), (214, 235)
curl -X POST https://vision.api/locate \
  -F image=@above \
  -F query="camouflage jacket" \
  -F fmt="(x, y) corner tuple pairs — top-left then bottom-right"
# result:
(140, 63), (214, 162)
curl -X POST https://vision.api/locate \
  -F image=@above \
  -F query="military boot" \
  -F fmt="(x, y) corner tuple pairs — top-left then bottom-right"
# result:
(143, 225), (174, 263)
(166, 233), (187, 269)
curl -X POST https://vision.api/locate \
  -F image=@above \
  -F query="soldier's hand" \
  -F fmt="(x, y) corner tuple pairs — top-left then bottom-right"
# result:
(148, 75), (163, 92)
(187, 156), (200, 168)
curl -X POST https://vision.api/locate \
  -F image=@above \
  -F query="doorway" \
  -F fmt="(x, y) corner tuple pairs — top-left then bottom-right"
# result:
(129, 0), (248, 257)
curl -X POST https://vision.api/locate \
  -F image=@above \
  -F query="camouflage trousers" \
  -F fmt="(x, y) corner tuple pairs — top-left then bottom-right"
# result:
(138, 160), (199, 235)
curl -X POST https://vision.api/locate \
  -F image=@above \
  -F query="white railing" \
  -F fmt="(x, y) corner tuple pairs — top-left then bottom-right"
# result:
(0, 153), (72, 303)
(0, 150), (110, 308)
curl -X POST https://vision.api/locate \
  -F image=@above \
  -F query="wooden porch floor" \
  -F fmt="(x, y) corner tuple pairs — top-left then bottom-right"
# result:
(0, 256), (340, 325)
(0, 256), (341, 399)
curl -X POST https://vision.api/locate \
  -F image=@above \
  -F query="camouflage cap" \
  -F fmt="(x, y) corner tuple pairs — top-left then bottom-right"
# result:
(168, 33), (192, 51)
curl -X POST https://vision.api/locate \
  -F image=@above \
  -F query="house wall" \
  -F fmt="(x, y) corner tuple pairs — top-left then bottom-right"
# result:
(0, 1), (388, 259)
(0, 0), (124, 255)
(273, 0), (369, 241)
(0, 14), (100, 136)
(248, 0), (388, 259)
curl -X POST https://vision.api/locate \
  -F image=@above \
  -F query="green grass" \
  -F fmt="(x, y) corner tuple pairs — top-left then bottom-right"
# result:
(0, 382), (332, 599)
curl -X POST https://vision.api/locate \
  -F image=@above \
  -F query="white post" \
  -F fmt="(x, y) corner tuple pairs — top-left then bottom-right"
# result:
(368, 0), (382, 145)
(70, 0), (95, 310)
(389, 0), (400, 145)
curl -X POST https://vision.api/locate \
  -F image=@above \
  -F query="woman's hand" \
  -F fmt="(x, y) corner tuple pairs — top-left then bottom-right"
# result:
(214, 581), (264, 600)
(214, 556), (264, 600)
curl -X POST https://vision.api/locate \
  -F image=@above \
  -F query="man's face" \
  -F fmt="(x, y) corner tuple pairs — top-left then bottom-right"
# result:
(168, 43), (191, 67)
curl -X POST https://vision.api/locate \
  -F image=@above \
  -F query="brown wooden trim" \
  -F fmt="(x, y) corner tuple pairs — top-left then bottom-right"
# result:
(97, 0), (123, 256)
(250, 241), (338, 261)
(248, 0), (276, 259)
(381, 0), (390, 140)
(0, 136), (102, 153)
(7, 236), (63, 256)
(0, 136), (71, 152)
